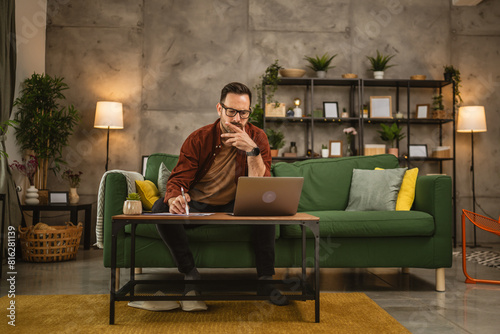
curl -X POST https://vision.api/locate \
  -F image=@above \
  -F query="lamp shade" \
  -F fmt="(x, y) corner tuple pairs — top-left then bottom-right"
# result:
(94, 101), (124, 129)
(457, 106), (487, 133)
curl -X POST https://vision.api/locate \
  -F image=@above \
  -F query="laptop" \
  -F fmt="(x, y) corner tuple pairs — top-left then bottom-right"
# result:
(232, 177), (304, 216)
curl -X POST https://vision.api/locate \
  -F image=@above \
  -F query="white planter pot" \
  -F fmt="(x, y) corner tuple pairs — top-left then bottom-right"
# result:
(316, 71), (326, 78)
(25, 185), (39, 205)
(123, 200), (142, 215)
(373, 71), (384, 79)
(321, 149), (329, 158)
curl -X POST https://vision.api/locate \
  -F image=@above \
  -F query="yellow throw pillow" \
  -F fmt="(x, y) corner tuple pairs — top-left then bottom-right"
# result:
(135, 180), (160, 211)
(375, 167), (419, 211)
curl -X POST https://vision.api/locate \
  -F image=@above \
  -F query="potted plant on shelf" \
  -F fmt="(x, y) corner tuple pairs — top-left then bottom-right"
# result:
(432, 93), (445, 119)
(13, 73), (80, 199)
(443, 65), (463, 106)
(265, 128), (285, 157)
(250, 60), (283, 129)
(367, 50), (396, 79)
(123, 193), (142, 215)
(9, 155), (39, 204)
(304, 53), (337, 78)
(321, 144), (329, 158)
(62, 169), (83, 204)
(377, 123), (405, 157)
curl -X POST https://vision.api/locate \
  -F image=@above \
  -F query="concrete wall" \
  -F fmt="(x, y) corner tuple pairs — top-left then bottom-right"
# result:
(28, 0), (499, 244)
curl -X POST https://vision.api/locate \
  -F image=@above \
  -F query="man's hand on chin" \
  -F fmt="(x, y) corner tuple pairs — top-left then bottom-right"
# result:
(220, 122), (256, 152)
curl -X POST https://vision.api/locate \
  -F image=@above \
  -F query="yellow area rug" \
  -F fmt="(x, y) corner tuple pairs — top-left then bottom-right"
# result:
(1, 293), (410, 333)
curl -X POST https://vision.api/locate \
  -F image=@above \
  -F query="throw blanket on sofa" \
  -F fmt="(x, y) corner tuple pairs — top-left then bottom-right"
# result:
(94, 170), (144, 249)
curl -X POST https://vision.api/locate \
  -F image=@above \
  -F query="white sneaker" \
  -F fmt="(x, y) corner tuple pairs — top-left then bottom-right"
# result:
(180, 290), (208, 312)
(128, 290), (180, 311)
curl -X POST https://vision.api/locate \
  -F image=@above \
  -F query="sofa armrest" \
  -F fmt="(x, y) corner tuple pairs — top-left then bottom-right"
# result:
(414, 175), (453, 267)
(102, 173), (132, 267)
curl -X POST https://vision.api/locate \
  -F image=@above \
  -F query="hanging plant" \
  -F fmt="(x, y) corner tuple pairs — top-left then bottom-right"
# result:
(443, 65), (463, 105)
(250, 60), (283, 128)
(13, 73), (80, 189)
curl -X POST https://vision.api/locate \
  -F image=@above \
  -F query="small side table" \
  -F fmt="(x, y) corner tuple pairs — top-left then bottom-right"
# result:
(21, 203), (93, 250)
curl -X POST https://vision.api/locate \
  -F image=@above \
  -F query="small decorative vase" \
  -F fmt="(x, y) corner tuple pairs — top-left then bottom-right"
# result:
(123, 200), (142, 215)
(316, 71), (326, 78)
(346, 143), (354, 156)
(69, 187), (80, 204)
(373, 71), (384, 79)
(25, 185), (40, 205)
(321, 149), (329, 158)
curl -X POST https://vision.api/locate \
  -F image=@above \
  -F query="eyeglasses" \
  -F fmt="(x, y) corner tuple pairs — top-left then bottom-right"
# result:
(220, 103), (252, 119)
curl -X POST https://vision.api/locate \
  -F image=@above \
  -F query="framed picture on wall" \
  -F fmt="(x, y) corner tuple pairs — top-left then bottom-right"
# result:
(415, 104), (430, 119)
(409, 144), (428, 158)
(370, 96), (392, 118)
(329, 140), (343, 157)
(323, 102), (339, 118)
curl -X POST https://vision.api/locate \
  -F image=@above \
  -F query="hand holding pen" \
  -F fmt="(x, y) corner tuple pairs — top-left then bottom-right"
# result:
(181, 187), (190, 215)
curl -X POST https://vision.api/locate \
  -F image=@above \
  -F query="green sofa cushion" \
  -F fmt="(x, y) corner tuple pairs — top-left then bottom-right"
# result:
(271, 154), (399, 211)
(280, 210), (435, 238)
(145, 153), (179, 187)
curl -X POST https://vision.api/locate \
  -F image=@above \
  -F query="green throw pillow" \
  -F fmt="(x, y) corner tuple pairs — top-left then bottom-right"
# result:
(345, 168), (407, 211)
(158, 162), (171, 196)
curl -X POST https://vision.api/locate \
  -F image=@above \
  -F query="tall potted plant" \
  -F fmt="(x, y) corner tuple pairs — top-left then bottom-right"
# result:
(367, 50), (396, 79)
(304, 53), (337, 78)
(13, 73), (80, 192)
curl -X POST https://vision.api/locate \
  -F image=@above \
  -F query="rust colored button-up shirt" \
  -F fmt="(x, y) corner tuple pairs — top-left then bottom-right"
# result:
(164, 119), (272, 204)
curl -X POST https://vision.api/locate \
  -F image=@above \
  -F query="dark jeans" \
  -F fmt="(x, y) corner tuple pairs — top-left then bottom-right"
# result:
(153, 197), (276, 277)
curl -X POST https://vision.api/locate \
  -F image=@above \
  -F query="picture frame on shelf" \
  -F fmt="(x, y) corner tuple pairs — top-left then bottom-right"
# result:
(416, 104), (429, 119)
(409, 144), (428, 158)
(329, 140), (343, 157)
(141, 155), (149, 176)
(265, 103), (286, 117)
(370, 96), (392, 118)
(49, 191), (69, 204)
(323, 102), (339, 118)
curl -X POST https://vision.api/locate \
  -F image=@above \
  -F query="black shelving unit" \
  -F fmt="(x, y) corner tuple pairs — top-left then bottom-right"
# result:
(263, 77), (457, 245)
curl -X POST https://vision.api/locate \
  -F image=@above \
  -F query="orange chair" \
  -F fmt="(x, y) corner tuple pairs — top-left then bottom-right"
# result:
(461, 209), (500, 285)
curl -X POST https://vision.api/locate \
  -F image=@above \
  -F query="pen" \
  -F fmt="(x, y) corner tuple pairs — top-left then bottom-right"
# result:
(181, 187), (189, 215)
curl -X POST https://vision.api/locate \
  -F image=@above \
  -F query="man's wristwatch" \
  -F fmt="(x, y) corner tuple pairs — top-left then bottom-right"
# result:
(246, 146), (260, 156)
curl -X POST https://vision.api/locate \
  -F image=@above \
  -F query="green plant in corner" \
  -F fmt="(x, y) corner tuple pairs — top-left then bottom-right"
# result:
(443, 65), (462, 105)
(304, 53), (337, 72)
(0, 120), (17, 158)
(126, 193), (141, 201)
(322, 144), (327, 149)
(366, 50), (396, 71)
(250, 60), (283, 129)
(265, 128), (285, 150)
(377, 123), (405, 148)
(13, 73), (80, 189)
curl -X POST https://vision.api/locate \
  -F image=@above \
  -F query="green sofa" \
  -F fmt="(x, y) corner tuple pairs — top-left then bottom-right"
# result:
(101, 153), (452, 291)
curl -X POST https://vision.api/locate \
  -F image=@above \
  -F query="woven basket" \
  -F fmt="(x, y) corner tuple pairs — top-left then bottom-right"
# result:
(19, 222), (83, 262)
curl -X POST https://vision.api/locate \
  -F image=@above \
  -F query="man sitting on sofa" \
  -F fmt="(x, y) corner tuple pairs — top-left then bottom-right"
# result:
(151, 82), (288, 310)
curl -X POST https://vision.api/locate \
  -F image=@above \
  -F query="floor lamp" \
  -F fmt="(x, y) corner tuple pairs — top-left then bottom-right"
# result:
(94, 101), (124, 171)
(457, 106), (487, 247)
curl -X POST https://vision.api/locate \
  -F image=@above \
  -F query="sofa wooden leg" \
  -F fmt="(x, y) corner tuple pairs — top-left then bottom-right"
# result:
(115, 268), (120, 291)
(436, 268), (445, 292)
(134, 268), (143, 275)
(401, 267), (410, 274)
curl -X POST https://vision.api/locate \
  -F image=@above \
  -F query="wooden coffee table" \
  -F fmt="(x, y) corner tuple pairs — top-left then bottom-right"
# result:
(109, 212), (320, 324)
